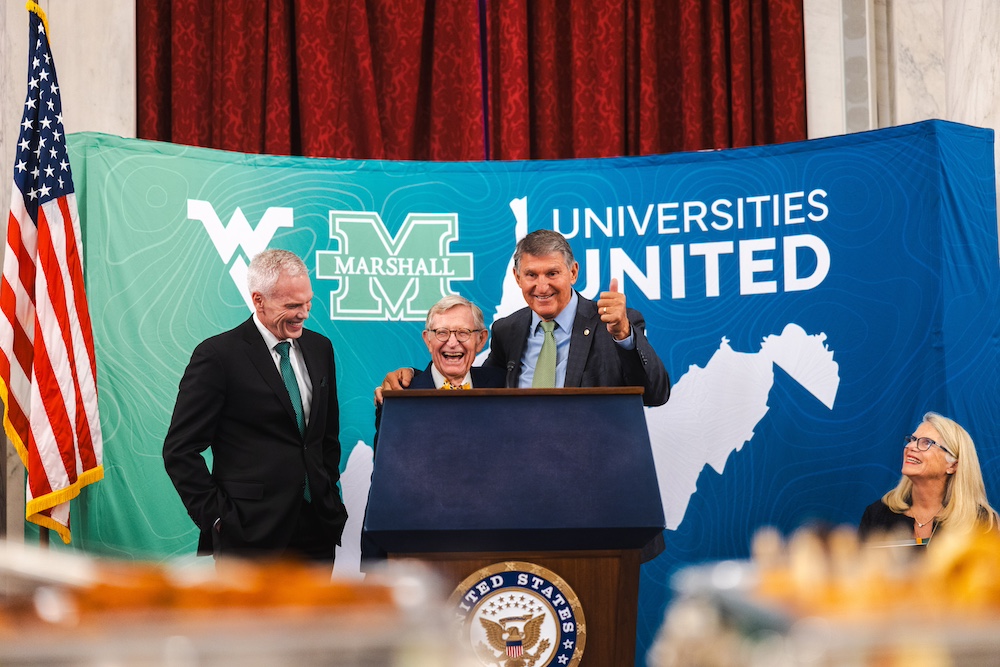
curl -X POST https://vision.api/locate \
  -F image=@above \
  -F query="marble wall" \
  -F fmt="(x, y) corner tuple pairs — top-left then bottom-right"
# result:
(1, 1), (999, 540)
(805, 0), (1000, 189)
(944, 2), (1000, 132)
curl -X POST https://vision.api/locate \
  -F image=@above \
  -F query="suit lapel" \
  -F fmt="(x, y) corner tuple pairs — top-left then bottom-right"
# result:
(297, 333), (328, 438)
(240, 317), (302, 438)
(506, 309), (532, 386)
(565, 294), (597, 387)
(408, 363), (438, 389)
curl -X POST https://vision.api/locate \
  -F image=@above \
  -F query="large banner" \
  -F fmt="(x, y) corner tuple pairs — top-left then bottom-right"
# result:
(66, 120), (999, 662)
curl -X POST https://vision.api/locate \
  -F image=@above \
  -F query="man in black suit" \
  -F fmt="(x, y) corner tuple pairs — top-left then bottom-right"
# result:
(163, 249), (348, 562)
(484, 230), (668, 406)
(378, 230), (669, 407)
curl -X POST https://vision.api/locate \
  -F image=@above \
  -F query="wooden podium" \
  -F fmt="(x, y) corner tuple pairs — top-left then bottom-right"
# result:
(365, 387), (665, 666)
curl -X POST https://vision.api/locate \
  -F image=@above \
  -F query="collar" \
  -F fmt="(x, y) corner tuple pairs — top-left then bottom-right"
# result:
(430, 364), (472, 389)
(253, 312), (296, 352)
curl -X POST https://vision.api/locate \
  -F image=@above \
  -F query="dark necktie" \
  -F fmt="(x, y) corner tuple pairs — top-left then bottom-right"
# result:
(532, 321), (557, 388)
(276, 341), (310, 501)
(275, 342), (305, 435)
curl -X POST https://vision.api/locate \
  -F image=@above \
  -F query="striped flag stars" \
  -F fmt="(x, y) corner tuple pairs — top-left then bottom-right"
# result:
(14, 21), (73, 221)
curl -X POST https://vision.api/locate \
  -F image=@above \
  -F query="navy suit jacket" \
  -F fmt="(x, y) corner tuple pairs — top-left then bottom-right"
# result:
(406, 363), (507, 389)
(163, 316), (348, 556)
(483, 292), (670, 406)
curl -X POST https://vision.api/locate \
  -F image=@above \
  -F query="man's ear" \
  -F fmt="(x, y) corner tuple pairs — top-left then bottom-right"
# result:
(475, 330), (489, 354)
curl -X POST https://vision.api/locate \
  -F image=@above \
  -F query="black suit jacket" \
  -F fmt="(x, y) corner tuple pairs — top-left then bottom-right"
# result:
(483, 292), (670, 406)
(163, 317), (348, 556)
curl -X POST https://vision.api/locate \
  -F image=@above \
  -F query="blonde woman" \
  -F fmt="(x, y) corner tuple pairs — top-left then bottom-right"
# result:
(859, 412), (998, 544)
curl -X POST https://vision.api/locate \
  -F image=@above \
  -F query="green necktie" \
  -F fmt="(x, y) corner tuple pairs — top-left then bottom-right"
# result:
(532, 320), (557, 388)
(276, 342), (310, 501)
(275, 342), (305, 435)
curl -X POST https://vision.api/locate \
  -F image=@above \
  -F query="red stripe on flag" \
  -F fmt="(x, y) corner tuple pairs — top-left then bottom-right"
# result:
(2, 278), (34, 377)
(48, 200), (100, 472)
(58, 196), (98, 377)
(4, 212), (36, 374)
(30, 333), (76, 490)
(35, 204), (84, 469)
(9, 210), (38, 305)
(0, 349), (29, 444)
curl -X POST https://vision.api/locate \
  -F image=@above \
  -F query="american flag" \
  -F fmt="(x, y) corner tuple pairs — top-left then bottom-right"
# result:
(0, 2), (103, 543)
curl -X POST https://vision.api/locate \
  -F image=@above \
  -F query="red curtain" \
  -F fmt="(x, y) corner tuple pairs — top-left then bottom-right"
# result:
(137, 0), (486, 160)
(137, 0), (805, 161)
(486, 0), (806, 159)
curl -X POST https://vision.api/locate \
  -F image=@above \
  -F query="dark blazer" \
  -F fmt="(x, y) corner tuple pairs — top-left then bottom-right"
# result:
(163, 316), (348, 557)
(407, 363), (508, 390)
(858, 500), (916, 540)
(483, 292), (670, 406)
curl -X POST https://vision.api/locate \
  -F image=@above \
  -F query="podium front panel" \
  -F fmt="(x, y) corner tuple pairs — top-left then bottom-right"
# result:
(365, 388), (665, 553)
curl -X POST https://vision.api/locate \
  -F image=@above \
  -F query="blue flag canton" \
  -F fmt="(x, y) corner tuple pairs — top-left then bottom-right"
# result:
(13, 12), (73, 223)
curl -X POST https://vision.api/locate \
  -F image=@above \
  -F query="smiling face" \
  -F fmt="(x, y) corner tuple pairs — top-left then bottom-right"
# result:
(902, 422), (958, 481)
(253, 271), (313, 340)
(423, 305), (488, 384)
(513, 252), (579, 321)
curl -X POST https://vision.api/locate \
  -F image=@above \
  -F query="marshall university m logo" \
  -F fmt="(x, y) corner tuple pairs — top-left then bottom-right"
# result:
(317, 211), (474, 321)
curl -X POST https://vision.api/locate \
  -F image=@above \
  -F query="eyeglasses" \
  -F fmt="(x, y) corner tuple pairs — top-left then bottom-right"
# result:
(904, 435), (956, 458)
(427, 328), (481, 342)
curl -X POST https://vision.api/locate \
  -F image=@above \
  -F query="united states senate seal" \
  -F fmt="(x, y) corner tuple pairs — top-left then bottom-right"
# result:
(449, 561), (586, 667)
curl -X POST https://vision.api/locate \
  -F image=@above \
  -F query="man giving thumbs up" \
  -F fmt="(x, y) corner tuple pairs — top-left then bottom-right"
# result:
(487, 229), (669, 406)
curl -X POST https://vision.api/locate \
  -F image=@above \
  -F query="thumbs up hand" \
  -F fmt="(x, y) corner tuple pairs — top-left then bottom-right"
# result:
(597, 278), (630, 341)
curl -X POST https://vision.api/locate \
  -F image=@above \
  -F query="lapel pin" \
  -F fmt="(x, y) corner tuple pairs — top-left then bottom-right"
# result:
(584, 328), (591, 336)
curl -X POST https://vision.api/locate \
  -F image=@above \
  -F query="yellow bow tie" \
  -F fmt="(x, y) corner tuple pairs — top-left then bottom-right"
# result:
(441, 380), (471, 390)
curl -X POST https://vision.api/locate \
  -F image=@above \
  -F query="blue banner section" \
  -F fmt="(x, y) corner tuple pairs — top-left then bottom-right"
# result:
(67, 120), (999, 664)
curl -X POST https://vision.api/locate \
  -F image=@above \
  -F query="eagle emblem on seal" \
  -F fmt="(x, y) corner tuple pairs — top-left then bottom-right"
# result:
(450, 562), (585, 666)
(476, 614), (550, 666)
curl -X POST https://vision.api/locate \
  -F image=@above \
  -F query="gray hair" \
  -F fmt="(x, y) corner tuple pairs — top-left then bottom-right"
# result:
(512, 229), (575, 273)
(247, 249), (308, 297)
(425, 295), (485, 330)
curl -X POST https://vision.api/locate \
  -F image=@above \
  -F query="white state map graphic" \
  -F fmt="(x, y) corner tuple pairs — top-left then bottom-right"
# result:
(333, 441), (373, 578)
(646, 325), (839, 529)
(333, 199), (840, 575)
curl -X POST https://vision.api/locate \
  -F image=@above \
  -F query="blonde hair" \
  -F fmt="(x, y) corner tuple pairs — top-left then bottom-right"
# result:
(884, 412), (999, 534)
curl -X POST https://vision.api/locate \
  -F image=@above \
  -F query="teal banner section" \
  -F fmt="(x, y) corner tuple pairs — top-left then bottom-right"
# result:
(65, 121), (1000, 663)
